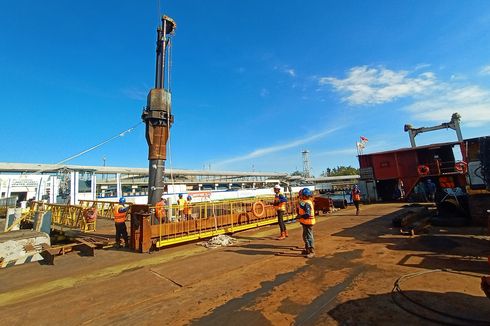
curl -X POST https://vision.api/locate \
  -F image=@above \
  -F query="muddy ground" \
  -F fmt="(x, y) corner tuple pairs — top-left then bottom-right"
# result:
(1, 203), (490, 325)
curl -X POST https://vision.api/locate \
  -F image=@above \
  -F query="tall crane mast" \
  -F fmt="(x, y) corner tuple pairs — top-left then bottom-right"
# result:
(142, 15), (176, 205)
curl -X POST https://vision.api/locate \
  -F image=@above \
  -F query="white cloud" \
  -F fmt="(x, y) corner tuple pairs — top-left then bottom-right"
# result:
(405, 85), (490, 127)
(319, 66), (436, 105)
(274, 65), (296, 77)
(285, 68), (296, 77)
(321, 64), (490, 127)
(314, 140), (392, 158)
(450, 74), (466, 81)
(480, 65), (490, 75)
(414, 63), (431, 70)
(314, 147), (357, 157)
(122, 87), (148, 101)
(214, 126), (344, 166)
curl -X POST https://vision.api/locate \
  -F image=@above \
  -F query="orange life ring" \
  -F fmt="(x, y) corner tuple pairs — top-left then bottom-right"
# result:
(252, 201), (265, 218)
(455, 161), (467, 173)
(417, 165), (430, 176)
(83, 207), (97, 223)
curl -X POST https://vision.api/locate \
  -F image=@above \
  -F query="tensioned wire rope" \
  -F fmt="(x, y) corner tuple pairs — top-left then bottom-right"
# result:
(33, 122), (144, 175)
(32, 0), (166, 174)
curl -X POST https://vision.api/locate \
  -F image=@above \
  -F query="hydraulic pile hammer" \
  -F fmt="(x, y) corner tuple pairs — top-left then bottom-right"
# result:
(142, 15), (176, 205)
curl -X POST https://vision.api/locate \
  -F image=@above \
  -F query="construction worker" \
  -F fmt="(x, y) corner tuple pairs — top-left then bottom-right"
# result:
(155, 195), (167, 223)
(184, 195), (193, 220)
(273, 184), (288, 240)
(297, 188), (315, 258)
(351, 185), (361, 216)
(177, 193), (186, 220)
(426, 179), (437, 202)
(113, 197), (129, 248)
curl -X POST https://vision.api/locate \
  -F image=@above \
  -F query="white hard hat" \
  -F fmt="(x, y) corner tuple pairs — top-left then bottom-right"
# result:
(274, 185), (281, 189)
(161, 194), (165, 199)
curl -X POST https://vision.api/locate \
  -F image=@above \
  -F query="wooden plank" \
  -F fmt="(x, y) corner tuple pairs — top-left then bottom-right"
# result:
(75, 238), (97, 248)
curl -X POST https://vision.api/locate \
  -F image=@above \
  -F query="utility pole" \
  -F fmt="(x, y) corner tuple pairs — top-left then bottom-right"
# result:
(142, 15), (176, 205)
(102, 156), (107, 181)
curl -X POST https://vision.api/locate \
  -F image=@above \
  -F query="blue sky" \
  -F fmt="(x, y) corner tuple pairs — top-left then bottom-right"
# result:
(1, 1), (490, 175)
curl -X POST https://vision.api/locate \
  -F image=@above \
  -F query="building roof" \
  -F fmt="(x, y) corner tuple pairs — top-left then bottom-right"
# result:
(0, 162), (288, 178)
(358, 140), (461, 157)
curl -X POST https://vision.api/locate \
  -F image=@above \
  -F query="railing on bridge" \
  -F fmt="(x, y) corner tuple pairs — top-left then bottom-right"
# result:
(0, 196), (17, 218)
(132, 195), (299, 250)
(79, 200), (133, 220)
(29, 202), (96, 232)
(23, 195), (301, 248)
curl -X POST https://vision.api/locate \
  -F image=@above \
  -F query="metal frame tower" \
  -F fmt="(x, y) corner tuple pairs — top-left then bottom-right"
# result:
(302, 150), (312, 178)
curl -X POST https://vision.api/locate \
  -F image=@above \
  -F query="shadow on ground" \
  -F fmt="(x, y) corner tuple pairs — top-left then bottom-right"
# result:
(325, 290), (490, 326)
(332, 206), (490, 274)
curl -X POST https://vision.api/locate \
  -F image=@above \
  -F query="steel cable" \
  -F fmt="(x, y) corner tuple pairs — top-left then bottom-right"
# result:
(33, 122), (143, 174)
(391, 269), (490, 325)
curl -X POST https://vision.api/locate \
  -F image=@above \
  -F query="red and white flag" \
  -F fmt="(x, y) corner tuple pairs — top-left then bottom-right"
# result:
(360, 136), (369, 143)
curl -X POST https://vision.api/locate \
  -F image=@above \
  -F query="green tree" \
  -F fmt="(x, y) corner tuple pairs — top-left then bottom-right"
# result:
(320, 165), (359, 177)
(290, 170), (305, 177)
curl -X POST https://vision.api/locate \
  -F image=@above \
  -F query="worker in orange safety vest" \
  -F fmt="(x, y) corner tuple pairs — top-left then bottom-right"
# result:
(351, 185), (361, 216)
(113, 197), (129, 248)
(273, 184), (288, 240)
(184, 195), (193, 220)
(155, 195), (167, 223)
(297, 188), (316, 258)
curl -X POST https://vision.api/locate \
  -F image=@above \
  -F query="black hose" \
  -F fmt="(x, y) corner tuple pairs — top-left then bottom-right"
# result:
(391, 288), (462, 326)
(391, 269), (490, 325)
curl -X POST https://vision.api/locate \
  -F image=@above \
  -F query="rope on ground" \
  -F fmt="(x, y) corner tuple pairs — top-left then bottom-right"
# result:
(197, 235), (237, 248)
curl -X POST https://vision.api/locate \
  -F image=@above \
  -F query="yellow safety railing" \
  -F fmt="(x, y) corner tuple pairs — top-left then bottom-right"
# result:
(146, 195), (299, 248)
(23, 194), (300, 241)
(0, 196), (16, 218)
(29, 201), (96, 232)
(79, 199), (133, 220)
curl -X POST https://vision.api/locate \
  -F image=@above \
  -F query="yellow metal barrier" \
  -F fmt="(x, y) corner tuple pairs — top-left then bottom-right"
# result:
(30, 202), (96, 232)
(148, 196), (299, 248)
(79, 200), (133, 220)
(23, 195), (299, 244)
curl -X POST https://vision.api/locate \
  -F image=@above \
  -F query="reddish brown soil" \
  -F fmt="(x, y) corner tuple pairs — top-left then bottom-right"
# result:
(1, 203), (489, 325)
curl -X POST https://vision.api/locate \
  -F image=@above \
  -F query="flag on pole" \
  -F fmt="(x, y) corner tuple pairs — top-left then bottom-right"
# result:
(356, 141), (365, 155)
(360, 136), (369, 143)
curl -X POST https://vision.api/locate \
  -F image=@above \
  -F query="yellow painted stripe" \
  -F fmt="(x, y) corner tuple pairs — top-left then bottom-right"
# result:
(0, 215), (301, 307)
(0, 245), (206, 307)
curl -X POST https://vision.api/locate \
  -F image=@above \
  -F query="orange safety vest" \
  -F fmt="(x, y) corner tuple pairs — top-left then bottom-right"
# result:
(274, 192), (287, 211)
(184, 200), (192, 214)
(439, 176), (455, 189)
(113, 204), (127, 223)
(298, 199), (316, 225)
(155, 200), (166, 219)
(352, 190), (361, 201)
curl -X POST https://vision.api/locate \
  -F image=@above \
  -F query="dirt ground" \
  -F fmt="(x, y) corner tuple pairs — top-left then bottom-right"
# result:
(1, 203), (490, 325)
